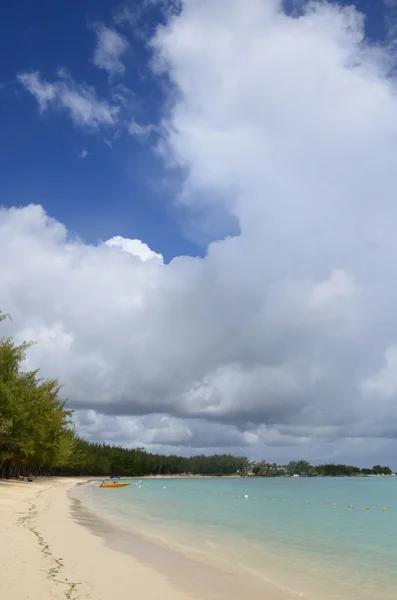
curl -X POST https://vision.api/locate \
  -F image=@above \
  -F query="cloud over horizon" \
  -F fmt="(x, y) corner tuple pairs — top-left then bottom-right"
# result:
(6, 0), (397, 466)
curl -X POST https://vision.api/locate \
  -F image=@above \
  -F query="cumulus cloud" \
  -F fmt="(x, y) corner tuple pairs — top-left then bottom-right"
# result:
(7, 0), (397, 463)
(18, 70), (119, 129)
(105, 235), (163, 261)
(93, 25), (129, 76)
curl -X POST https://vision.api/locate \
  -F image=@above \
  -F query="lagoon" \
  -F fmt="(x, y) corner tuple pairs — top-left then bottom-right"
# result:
(72, 476), (397, 600)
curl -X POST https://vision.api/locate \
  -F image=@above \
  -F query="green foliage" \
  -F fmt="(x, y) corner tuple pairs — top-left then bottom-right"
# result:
(58, 440), (250, 477)
(286, 460), (314, 476)
(0, 312), (74, 478)
(250, 461), (394, 478)
(250, 461), (286, 477)
(371, 465), (392, 475)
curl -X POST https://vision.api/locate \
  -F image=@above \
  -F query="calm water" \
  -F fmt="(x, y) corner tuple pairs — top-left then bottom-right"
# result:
(72, 477), (397, 600)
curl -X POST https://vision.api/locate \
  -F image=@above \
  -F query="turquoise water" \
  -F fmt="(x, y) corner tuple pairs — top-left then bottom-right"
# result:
(73, 477), (397, 599)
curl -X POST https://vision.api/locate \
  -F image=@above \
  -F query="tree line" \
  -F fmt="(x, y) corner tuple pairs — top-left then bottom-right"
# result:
(62, 439), (249, 477)
(0, 312), (394, 479)
(251, 460), (393, 477)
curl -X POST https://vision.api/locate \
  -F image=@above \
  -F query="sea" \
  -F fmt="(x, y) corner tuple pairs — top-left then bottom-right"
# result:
(70, 476), (397, 600)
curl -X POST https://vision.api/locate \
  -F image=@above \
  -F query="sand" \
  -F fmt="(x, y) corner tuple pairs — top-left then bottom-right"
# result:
(0, 477), (292, 600)
(0, 477), (198, 600)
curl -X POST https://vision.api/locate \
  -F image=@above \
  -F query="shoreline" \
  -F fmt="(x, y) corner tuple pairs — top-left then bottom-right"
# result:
(70, 484), (305, 600)
(0, 477), (199, 600)
(0, 476), (293, 600)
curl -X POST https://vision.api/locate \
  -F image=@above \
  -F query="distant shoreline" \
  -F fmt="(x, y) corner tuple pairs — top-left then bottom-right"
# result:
(99, 473), (396, 480)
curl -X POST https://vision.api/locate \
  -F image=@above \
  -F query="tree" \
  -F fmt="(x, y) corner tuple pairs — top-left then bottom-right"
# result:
(372, 465), (392, 475)
(0, 312), (74, 478)
(287, 460), (313, 476)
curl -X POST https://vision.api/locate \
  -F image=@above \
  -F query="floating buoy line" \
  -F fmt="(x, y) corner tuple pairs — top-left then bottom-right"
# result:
(130, 483), (391, 513)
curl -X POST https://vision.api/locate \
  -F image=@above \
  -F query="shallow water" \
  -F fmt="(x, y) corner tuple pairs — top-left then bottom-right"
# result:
(72, 477), (397, 599)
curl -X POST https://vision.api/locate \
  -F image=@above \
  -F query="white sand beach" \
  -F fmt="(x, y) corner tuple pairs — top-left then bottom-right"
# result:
(0, 477), (198, 600)
(0, 477), (292, 600)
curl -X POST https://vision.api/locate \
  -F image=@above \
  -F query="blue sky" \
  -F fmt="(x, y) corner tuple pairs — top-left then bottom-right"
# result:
(0, 0), (202, 262)
(3, 0), (397, 465)
(0, 0), (395, 261)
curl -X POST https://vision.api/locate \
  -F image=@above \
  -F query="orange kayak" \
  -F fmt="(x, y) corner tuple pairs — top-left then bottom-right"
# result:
(100, 482), (131, 488)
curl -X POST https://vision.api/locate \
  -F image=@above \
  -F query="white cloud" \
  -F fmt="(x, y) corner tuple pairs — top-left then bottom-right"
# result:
(128, 118), (156, 139)
(17, 33), (153, 140)
(307, 269), (362, 320)
(18, 72), (56, 111)
(105, 235), (163, 262)
(93, 25), (129, 76)
(7, 0), (397, 463)
(79, 149), (89, 159)
(18, 70), (119, 129)
(18, 71), (152, 141)
(361, 346), (397, 401)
